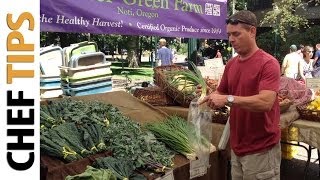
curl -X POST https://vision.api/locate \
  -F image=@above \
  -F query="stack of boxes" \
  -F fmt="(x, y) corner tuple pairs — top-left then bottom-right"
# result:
(40, 45), (64, 99)
(60, 41), (112, 96)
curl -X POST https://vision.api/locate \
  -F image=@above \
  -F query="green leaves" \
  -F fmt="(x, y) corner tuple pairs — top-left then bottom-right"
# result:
(104, 117), (174, 170)
(260, 0), (309, 41)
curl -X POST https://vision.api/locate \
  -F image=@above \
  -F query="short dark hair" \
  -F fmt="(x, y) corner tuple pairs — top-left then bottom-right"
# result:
(227, 10), (258, 27)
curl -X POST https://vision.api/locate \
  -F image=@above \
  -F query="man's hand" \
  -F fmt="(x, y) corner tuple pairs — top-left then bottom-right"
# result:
(199, 93), (227, 109)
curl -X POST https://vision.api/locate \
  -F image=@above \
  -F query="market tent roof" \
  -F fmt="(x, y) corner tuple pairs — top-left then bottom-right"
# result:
(40, 0), (228, 39)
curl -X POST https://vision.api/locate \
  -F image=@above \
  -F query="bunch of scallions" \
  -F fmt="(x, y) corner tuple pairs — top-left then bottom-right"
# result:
(166, 62), (207, 104)
(145, 116), (215, 160)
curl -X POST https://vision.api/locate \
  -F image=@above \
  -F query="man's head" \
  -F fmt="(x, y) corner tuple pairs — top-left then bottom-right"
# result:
(159, 38), (167, 47)
(316, 43), (320, 50)
(226, 10), (258, 57)
(290, 44), (297, 53)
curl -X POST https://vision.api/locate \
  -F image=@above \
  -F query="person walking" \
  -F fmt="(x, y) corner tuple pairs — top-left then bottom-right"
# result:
(281, 44), (301, 79)
(200, 10), (281, 180)
(156, 38), (173, 66)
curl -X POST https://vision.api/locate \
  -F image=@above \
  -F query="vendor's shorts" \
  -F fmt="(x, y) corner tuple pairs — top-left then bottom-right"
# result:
(231, 143), (281, 180)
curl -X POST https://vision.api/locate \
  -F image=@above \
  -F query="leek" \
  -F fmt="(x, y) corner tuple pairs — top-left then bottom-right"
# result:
(145, 116), (214, 160)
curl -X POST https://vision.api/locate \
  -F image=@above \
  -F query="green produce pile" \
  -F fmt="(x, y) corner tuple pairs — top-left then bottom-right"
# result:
(40, 99), (174, 172)
(104, 114), (174, 170)
(145, 116), (215, 160)
(41, 122), (107, 162)
(40, 99), (115, 130)
(65, 166), (116, 180)
(93, 157), (146, 180)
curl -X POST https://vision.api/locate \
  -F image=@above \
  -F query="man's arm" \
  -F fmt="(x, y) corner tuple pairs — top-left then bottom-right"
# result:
(231, 90), (277, 111)
(200, 90), (276, 112)
(238, 60), (280, 111)
(200, 59), (280, 112)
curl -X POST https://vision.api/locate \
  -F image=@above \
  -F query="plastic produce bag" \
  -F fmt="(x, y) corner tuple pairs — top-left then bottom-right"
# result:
(218, 117), (230, 150)
(187, 99), (215, 179)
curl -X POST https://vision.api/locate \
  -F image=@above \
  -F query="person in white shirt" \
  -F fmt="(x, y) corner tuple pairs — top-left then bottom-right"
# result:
(298, 45), (315, 82)
(281, 44), (301, 79)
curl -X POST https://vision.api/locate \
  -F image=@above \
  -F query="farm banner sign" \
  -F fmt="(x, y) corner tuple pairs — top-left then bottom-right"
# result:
(40, 0), (228, 39)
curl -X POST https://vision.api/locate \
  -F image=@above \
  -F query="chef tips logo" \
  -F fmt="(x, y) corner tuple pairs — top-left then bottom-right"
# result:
(0, 0), (40, 179)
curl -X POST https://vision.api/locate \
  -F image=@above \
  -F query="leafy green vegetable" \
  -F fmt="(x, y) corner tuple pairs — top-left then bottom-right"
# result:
(145, 116), (214, 160)
(104, 114), (174, 170)
(65, 166), (116, 180)
(93, 157), (135, 180)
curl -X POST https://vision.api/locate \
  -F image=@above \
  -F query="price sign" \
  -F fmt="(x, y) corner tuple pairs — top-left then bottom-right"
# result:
(306, 78), (320, 89)
(190, 159), (208, 179)
(190, 165), (207, 178)
(204, 58), (224, 68)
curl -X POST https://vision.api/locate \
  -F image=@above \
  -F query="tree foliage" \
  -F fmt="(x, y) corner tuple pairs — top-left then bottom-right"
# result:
(257, 25), (320, 61)
(260, 0), (311, 41)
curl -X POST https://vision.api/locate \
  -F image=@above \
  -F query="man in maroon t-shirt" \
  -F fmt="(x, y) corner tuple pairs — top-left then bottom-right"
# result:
(200, 10), (281, 180)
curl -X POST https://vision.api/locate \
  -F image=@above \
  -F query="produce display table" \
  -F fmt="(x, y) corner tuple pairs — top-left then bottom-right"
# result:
(158, 106), (230, 180)
(76, 91), (227, 180)
(282, 119), (320, 178)
(158, 105), (303, 179)
(287, 120), (320, 149)
(140, 152), (223, 180)
(41, 91), (226, 180)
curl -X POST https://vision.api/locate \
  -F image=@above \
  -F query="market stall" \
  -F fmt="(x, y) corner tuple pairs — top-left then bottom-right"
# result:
(74, 91), (228, 180)
(41, 91), (230, 180)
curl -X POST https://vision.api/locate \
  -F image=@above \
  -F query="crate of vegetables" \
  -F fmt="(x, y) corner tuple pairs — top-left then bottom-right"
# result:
(154, 63), (212, 107)
(133, 86), (176, 106)
(296, 97), (320, 122)
(154, 65), (185, 89)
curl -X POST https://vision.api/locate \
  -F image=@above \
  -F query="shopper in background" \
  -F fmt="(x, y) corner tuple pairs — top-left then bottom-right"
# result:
(199, 10), (281, 180)
(298, 45), (314, 82)
(281, 44), (301, 79)
(314, 43), (320, 68)
(156, 39), (173, 66)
